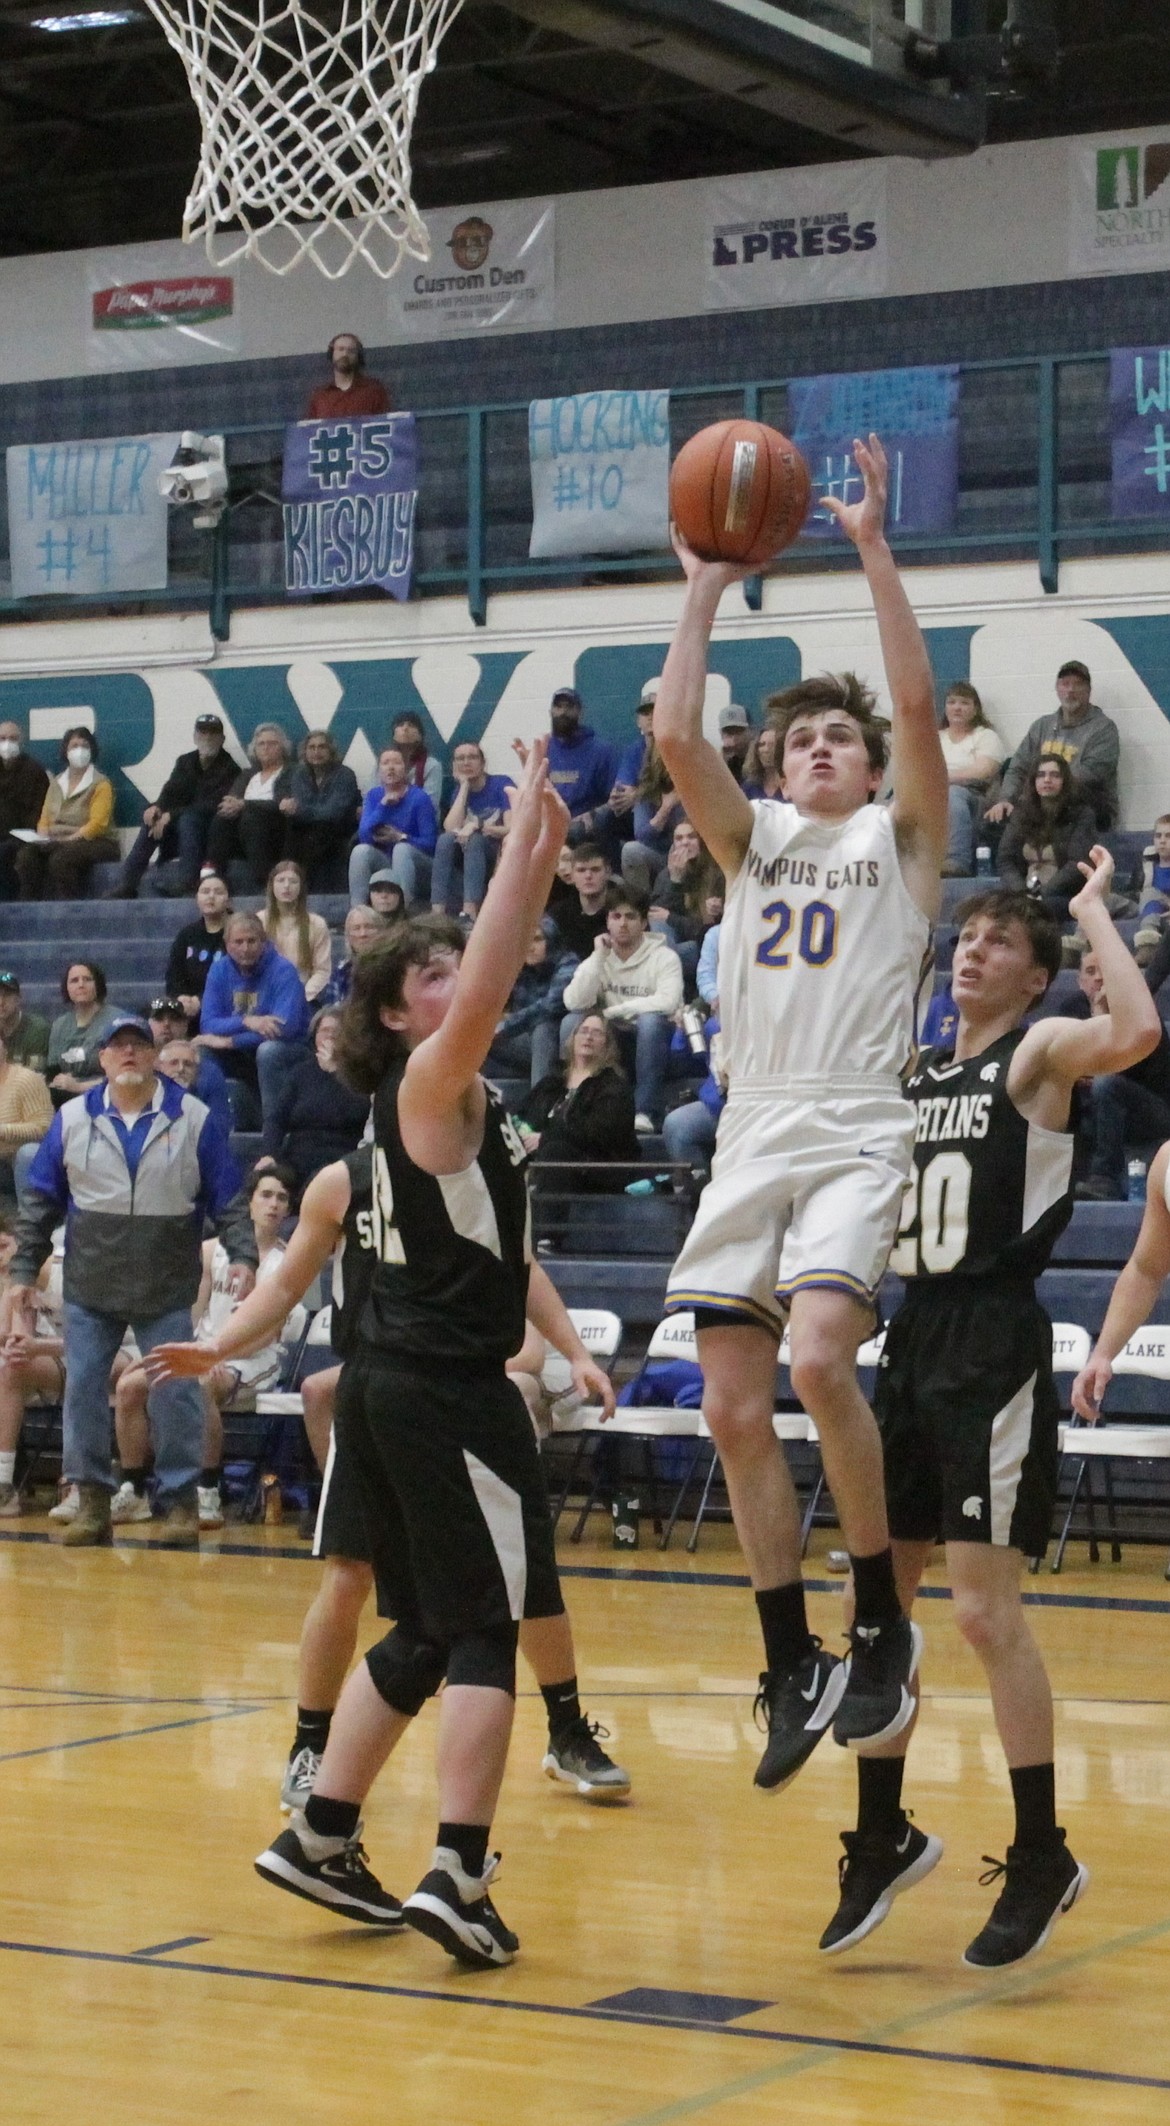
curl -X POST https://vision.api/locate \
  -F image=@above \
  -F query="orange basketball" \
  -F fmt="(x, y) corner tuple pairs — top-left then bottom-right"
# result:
(669, 419), (811, 567)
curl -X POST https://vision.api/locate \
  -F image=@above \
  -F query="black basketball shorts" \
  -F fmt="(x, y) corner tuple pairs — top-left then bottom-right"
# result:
(332, 1347), (565, 1642)
(875, 1281), (1060, 1559)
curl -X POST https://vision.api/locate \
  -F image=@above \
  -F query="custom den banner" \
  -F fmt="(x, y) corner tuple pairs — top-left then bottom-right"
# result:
(704, 162), (887, 311)
(1110, 347), (1170, 520)
(529, 388), (670, 558)
(789, 366), (959, 540)
(6, 431), (182, 597)
(282, 412), (418, 599)
(1070, 132), (1170, 277)
(388, 198), (555, 341)
(86, 242), (239, 369)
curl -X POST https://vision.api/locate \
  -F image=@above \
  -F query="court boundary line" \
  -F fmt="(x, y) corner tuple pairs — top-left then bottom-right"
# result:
(0, 1705), (264, 1764)
(0, 1928), (1166, 2099)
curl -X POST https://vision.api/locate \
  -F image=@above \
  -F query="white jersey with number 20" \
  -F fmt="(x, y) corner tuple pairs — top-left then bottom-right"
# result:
(719, 799), (930, 1089)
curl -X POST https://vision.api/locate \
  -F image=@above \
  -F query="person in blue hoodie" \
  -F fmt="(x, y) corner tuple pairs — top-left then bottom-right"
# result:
(546, 687), (615, 844)
(199, 910), (310, 1129)
(348, 743), (438, 907)
(486, 917), (578, 1085)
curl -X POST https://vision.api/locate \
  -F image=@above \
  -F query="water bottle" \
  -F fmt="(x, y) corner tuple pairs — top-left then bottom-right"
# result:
(975, 845), (993, 879)
(611, 1492), (641, 1549)
(1127, 1158), (1147, 1203)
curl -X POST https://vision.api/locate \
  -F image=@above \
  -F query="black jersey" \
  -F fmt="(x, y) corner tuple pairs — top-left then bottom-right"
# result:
(359, 1066), (531, 1367)
(891, 1027), (1073, 1286)
(329, 1146), (374, 1360)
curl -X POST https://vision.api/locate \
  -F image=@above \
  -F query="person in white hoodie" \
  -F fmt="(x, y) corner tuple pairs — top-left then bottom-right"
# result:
(561, 885), (683, 1130)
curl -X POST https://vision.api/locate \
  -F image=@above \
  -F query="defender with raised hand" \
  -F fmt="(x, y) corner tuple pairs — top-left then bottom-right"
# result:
(654, 435), (949, 1788)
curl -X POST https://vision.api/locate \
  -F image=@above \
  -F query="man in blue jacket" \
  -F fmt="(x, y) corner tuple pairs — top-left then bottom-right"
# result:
(2, 1016), (252, 1546)
(348, 743), (438, 907)
(199, 910), (310, 1129)
(547, 688), (615, 845)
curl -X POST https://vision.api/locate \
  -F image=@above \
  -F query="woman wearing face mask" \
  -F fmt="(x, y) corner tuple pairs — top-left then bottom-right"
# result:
(14, 728), (119, 901)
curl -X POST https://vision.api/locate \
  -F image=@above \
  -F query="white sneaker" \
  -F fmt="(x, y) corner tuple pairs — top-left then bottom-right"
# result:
(197, 1485), (224, 1529)
(634, 1112), (655, 1134)
(111, 1481), (152, 1523)
(47, 1484), (80, 1523)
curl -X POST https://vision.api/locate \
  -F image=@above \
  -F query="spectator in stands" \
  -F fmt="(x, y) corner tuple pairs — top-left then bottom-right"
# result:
(262, 860), (332, 1002)
(487, 920), (577, 1086)
(0, 722), (49, 901)
(1139, 814), (1170, 920)
(649, 819), (722, 945)
(718, 703), (753, 784)
(936, 682), (1007, 875)
(0, 973), (48, 1074)
(47, 962), (117, 1103)
(741, 724), (782, 801)
(519, 1013), (639, 1184)
(0, 1028), (52, 1200)
(546, 687), (615, 841)
(619, 737), (683, 897)
(696, 919), (720, 1008)
(166, 872), (232, 1018)
(198, 911), (310, 1130)
(562, 885), (684, 1131)
(430, 740), (514, 919)
(146, 1000), (231, 1126)
(919, 982), (960, 1050)
(662, 1012), (725, 1176)
(988, 660), (1120, 830)
(348, 743), (437, 906)
(367, 871), (406, 926)
(323, 904), (386, 1008)
(392, 712), (443, 812)
(0, 1214), (64, 1514)
(108, 711), (238, 900)
(591, 679), (657, 864)
(15, 728), (119, 901)
(305, 333), (391, 419)
(550, 840), (611, 959)
(204, 723), (294, 889)
(997, 753), (1097, 922)
(1075, 949), (1170, 1199)
(260, 1006), (369, 1194)
(278, 730), (361, 888)
(155, 1034), (232, 1135)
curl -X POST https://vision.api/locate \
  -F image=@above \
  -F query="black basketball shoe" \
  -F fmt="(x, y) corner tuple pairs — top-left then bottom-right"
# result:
(819, 1818), (944, 1955)
(833, 1617), (923, 1753)
(753, 1640), (846, 1791)
(254, 1819), (404, 1927)
(403, 1847), (519, 1969)
(543, 1715), (631, 1800)
(962, 1838), (1089, 1968)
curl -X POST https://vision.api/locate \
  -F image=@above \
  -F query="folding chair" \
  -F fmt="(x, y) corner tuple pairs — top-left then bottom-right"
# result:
(553, 1311), (702, 1545)
(1052, 1324), (1170, 1574)
(541, 1308), (622, 1524)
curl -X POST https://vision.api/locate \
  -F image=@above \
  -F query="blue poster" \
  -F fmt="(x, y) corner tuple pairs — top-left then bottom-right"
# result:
(1111, 347), (1170, 520)
(788, 366), (959, 540)
(282, 412), (417, 598)
(6, 431), (181, 597)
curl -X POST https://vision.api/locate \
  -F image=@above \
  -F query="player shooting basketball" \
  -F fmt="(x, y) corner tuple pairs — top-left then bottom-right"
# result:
(654, 433), (949, 1789)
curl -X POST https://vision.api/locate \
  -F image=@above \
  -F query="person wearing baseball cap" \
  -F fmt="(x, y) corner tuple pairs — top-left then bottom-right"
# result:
(107, 711), (238, 900)
(718, 702), (754, 785)
(547, 685), (615, 841)
(987, 660), (1119, 831)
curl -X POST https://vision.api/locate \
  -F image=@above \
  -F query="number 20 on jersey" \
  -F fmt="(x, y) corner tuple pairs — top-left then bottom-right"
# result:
(756, 898), (838, 969)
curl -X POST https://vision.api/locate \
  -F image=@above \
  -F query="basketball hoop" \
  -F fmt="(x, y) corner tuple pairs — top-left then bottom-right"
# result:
(141, 0), (466, 278)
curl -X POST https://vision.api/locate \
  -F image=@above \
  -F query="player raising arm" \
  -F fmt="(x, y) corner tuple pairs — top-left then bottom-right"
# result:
(652, 435), (949, 1797)
(1072, 1141), (1170, 1421)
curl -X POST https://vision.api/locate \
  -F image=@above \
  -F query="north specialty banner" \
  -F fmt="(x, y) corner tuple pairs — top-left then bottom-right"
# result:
(282, 413), (418, 599)
(1070, 132), (1170, 277)
(1110, 347), (1170, 519)
(788, 367), (960, 540)
(6, 431), (182, 597)
(529, 389), (670, 558)
(388, 198), (554, 341)
(704, 162), (887, 311)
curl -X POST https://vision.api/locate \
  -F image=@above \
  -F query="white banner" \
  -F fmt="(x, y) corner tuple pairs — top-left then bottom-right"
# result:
(389, 199), (555, 341)
(705, 163), (888, 311)
(7, 432), (182, 598)
(529, 389), (670, 558)
(1069, 132), (1170, 277)
(86, 243), (240, 369)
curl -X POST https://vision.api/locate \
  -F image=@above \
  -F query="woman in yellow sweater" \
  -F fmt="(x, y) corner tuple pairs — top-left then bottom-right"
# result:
(14, 727), (119, 900)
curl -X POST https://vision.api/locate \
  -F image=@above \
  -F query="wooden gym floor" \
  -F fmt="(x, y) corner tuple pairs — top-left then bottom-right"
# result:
(0, 1515), (1167, 2125)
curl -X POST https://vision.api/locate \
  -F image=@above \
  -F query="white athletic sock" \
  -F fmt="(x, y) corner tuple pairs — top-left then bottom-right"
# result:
(0, 1453), (16, 1486)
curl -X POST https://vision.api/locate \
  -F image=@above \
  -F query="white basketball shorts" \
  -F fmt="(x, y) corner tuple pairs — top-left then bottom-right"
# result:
(666, 1076), (914, 1338)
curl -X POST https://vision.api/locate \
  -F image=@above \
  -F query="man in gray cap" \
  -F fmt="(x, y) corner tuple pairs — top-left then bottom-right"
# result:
(987, 661), (1119, 830)
(719, 702), (754, 785)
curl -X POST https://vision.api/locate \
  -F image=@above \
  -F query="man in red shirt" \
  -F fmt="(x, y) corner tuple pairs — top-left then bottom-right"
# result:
(304, 333), (392, 419)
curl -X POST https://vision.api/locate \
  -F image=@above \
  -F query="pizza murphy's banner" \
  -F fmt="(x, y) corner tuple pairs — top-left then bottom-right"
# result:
(86, 242), (239, 368)
(282, 412), (418, 599)
(788, 366), (960, 540)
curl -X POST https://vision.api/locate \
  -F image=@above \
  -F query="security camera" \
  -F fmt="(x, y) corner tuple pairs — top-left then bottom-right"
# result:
(159, 432), (229, 528)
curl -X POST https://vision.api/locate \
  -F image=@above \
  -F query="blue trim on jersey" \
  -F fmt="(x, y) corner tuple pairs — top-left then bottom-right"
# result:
(665, 1289), (783, 1334)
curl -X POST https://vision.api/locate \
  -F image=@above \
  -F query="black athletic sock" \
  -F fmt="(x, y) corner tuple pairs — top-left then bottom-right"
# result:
(755, 1581), (814, 1674)
(121, 1466), (148, 1497)
(850, 1547), (903, 1629)
(292, 1707), (333, 1757)
(438, 1821), (489, 1880)
(541, 1678), (581, 1741)
(856, 1755), (907, 1840)
(1010, 1762), (1059, 1851)
(199, 1466), (221, 1490)
(304, 1793), (360, 1842)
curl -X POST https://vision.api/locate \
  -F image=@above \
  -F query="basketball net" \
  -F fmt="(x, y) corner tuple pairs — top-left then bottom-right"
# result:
(141, 0), (466, 278)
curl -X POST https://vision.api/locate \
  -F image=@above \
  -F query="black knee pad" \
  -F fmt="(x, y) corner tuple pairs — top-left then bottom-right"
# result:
(445, 1620), (519, 1696)
(365, 1627), (447, 1716)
